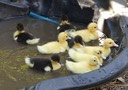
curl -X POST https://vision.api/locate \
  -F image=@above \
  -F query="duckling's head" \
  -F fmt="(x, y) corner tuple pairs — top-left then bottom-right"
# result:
(51, 54), (60, 63)
(66, 37), (74, 48)
(61, 15), (68, 21)
(74, 35), (84, 45)
(93, 50), (106, 59)
(66, 35), (83, 49)
(93, 50), (102, 58)
(104, 38), (119, 48)
(16, 23), (24, 31)
(89, 56), (102, 66)
(58, 32), (68, 42)
(60, 15), (70, 25)
(87, 22), (98, 32)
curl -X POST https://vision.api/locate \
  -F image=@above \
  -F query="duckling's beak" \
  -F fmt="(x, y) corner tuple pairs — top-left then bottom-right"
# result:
(114, 43), (119, 47)
(101, 54), (106, 59)
(59, 62), (64, 66)
(98, 61), (102, 66)
(68, 36), (71, 39)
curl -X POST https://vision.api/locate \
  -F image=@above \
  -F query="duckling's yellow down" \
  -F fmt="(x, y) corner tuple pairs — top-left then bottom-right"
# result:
(79, 38), (118, 58)
(37, 32), (69, 54)
(69, 22), (98, 42)
(66, 57), (101, 74)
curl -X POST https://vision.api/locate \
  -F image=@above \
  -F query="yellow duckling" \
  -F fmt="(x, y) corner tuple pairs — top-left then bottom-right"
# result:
(68, 49), (103, 64)
(69, 22), (99, 42)
(66, 56), (102, 74)
(25, 54), (62, 72)
(37, 32), (69, 54)
(13, 23), (40, 45)
(80, 38), (118, 58)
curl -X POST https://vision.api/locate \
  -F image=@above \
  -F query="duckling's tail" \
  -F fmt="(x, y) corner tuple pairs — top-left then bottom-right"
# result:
(25, 57), (34, 67)
(26, 38), (40, 45)
(37, 45), (47, 54)
(68, 49), (77, 60)
(66, 60), (74, 71)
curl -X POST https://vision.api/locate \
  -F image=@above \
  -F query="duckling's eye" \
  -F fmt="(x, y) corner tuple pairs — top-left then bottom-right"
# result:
(93, 60), (96, 62)
(97, 53), (99, 54)
(109, 42), (112, 44)
(94, 27), (97, 28)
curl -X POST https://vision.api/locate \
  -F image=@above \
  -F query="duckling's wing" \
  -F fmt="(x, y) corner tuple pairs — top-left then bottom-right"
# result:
(31, 58), (53, 71)
(16, 33), (34, 43)
(20, 33), (34, 39)
(58, 24), (76, 33)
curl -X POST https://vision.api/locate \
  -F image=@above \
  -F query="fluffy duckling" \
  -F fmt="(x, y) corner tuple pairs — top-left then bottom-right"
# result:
(25, 54), (62, 72)
(66, 56), (102, 74)
(69, 22), (99, 42)
(37, 32), (69, 54)
(68, 49), (103, 64)
(72, 35), (84, 49)
(57, 15), (76, 33)
(79, 38), (118, 58)
(13, 23), (40, 45)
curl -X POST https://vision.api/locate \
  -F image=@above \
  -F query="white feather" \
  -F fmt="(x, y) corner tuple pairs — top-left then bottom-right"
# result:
(14, 37), (18, 41)
(44, 66), (52, 71)
(26, 38), (40, 44)
(25, 58), (34, 67)
(57, 26), (60, 30)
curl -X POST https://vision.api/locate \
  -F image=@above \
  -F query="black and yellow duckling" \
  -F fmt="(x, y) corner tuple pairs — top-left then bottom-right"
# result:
(66, 35), (84, 50)
(25, 54), (62, 72)
(57, 15), (76, 33)
(13, 23), (40, 45)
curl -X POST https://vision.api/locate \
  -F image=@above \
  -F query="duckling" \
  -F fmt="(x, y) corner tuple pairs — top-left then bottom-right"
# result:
(13, 23), (40, 45)
(66, 35), (84, 50)
(25, 54), (62, 72)
(69, 22), (99, 42)
(37, 32), (69, 54)
(79, 38), (118, 58)
(66, 56), (102, 74)
(72, 35), (84, 49)
(57, 15), (76, 33)
(68, 49), (103, 64)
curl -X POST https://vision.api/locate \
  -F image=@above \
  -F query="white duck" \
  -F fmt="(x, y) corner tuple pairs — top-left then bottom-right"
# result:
(13, 23), (40, 45)
(37, 32), (69, 54)
(66, 56), (102, 74)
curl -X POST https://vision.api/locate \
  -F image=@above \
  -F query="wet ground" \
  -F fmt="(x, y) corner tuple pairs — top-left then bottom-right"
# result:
(0, 16), (120, 90)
